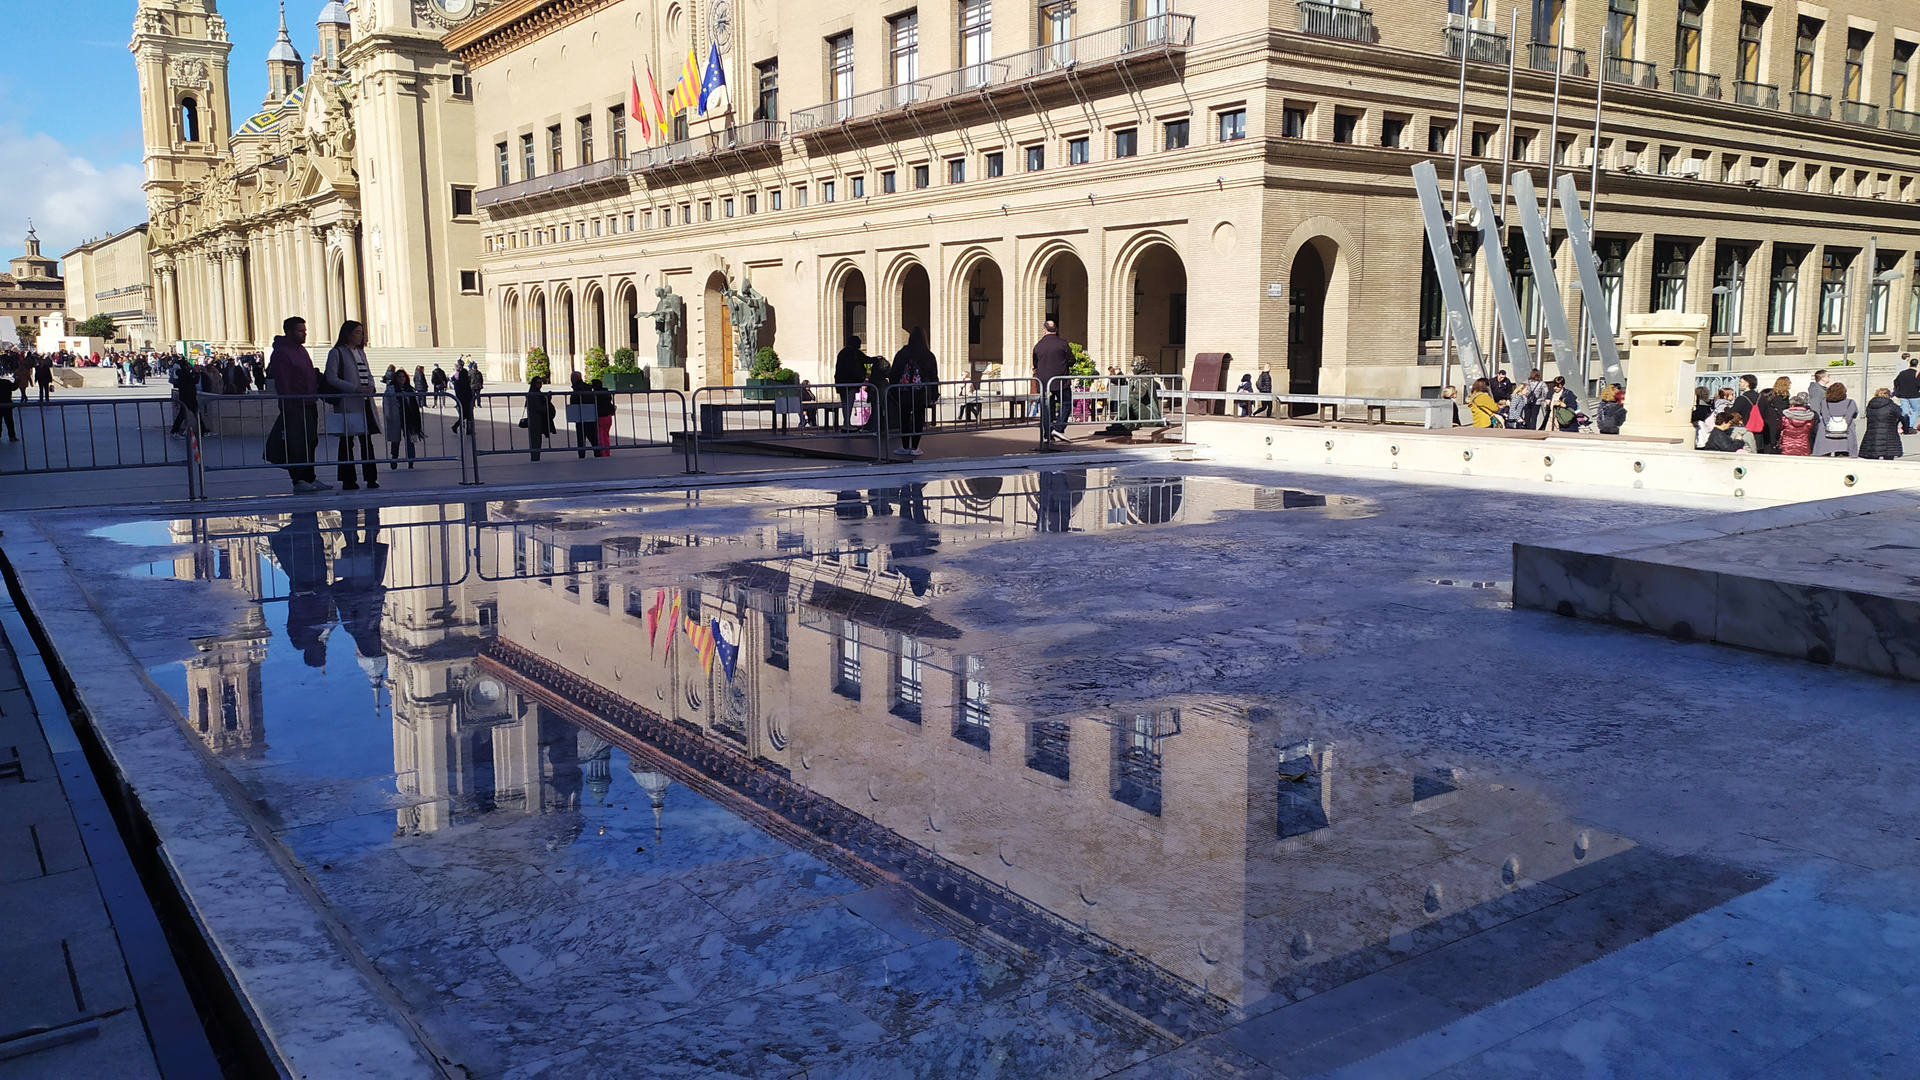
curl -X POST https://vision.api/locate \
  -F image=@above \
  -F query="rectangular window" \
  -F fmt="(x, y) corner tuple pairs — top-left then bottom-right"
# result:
(821, 180), (835, 203)
(1114, 128), (1138, 157)
(592, 218), (602, 236)
(1819, 250), (1851, 334)
(1738, 4), (1765, 83)
(1910, 262), (1920, 333)
(1164, 118), (1190, 150)
(851, 175), (865, 198)
(1113, 713), (1165, 816)
(1597, 239), (1627, 334)
(1869, 252), (1897, 335)
(495, 142), (510, 186)
(1472, 128), (1494, 157)
(1607, 0), (1637, 60)
(1653, 240), (1691, 311)
(882, 169), (897, 193)
(949, 158), (965, 183)
(451, 186), (475, 219)
(1845, 28), (1869, 102)
(1381, 116), (1405, 148)
(828, 33), (854, 119)
(1509, 240), (1540, 334)
(794, 185), (809, 207)
(1770, 247), (1801, 335)
(961, 0), (993, 87)
(1428, 122), (1450, 153)
(1027, 720), (1070, 780)
(985, 152), (1003, 177)
(770, 189), (782, 210)
(1713, 244), (1748, 335)
(681, 204), (692, 224)
(890, 11), (920, 85)
(1795, 17), (1821, 93)
(724, 197), (735, 218)
(520, 133), (535, 179)
(562, 223), (571, 241)
(547, 124), (563, 172)
(1674, 0), (1704, 73)
(833, 619), (861, 700)
(450, 72), (470, 98)
(609, 105), (627, 161)
(1068, 136), (1089, 164)
(765, 611), (789, 669)
(576, 114), (594, 165)
(1895, 42), (1915, 111)
(459, 270), (480, 293)
(755, 59), (779, 121)
(913, 164), (930, 188)
(955, 656), (990, 749)
(745, 194), (757, 214)
(1025, 145), (1045, 171)
(1219, 108), (1248, 141)
(1332, 112), (1358, 144)
(890, 636), (923, 721)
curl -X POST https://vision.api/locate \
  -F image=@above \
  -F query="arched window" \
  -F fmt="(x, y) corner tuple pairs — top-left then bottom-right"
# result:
(180, 97), (200, 143)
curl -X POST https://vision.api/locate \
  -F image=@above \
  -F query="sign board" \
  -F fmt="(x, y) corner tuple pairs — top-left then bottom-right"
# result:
(178, 340), (214, 362)
(1266, 282), (1285, 298)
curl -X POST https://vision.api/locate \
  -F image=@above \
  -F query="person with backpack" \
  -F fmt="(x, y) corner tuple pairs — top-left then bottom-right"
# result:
(890, 327), (938, 456)
(1893, 354), (1920, 434)
(1596, 384), (1628, 435)
(1810, 381), (1858, 457)
(1546, 377), (1580, 432)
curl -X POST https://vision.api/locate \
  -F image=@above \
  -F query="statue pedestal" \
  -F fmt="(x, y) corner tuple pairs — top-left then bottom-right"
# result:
(649, 366), (688, 391)
(1620, 313), (1707, 442)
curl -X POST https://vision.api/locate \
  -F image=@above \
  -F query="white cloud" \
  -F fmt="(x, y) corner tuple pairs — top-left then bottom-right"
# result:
(0, 127), (147, 263)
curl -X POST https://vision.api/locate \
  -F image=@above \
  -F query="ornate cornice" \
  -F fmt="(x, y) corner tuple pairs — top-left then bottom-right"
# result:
(443, 0), (616, 68)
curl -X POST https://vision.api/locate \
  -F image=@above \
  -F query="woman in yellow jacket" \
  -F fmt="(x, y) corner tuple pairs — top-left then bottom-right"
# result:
(1467, 378), (1501, 428)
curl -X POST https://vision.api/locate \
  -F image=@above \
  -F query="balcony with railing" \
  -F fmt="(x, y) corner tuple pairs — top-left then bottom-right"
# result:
(476, 157), (627, 211)
(629, 121), (785, 173)
(1733, 80), (1780, 109)
(1840, 100), (1880, 126)
(1892, 108), (1920, 134)
(1602, 55), (1658, 88)
(1669, 68), (1721, 99)
(1297, 0), (1373, 44)
(1790, 90), (1833, 118)
(1526, 42), (1586, 76)
(1442, 16), (1509, 65)
(790, 13), (1196, 133)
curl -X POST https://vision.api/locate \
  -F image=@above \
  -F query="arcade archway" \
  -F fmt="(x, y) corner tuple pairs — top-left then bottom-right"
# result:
(1038, 248), (1089, 357)
(1127, 243), (1187, 376)
(702, 271), (733, 387)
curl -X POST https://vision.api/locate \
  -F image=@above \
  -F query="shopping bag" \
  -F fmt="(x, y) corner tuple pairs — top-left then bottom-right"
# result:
(326, 404), (368, 435)
(565, 403), (596, 424)
(263, 415), (289, 465)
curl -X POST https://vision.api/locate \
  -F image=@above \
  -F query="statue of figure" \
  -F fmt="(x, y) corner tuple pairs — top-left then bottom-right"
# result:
(723, 274), (769, 371)
(1122, 355), (1163, 426)
(642, 284), (685, 367)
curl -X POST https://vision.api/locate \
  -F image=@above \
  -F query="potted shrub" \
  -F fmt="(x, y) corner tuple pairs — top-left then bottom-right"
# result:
(743, 346), (801, 401)
(524, 348), (551, 382)
(583, 346), (609, 384)
(607, 346), (648, 391)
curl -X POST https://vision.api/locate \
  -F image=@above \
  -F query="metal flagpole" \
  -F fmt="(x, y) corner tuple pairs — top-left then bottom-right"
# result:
(1447, 4), (1471, 393)
(1489, 6), (1518, 382)
(1859, 235), (1877, 394)
(1577, 24), (1609, 395)
(1535, 17), (1567, 374)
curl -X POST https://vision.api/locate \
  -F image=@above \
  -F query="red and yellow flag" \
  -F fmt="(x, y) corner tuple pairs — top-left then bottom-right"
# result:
(629, 69), (653, 143)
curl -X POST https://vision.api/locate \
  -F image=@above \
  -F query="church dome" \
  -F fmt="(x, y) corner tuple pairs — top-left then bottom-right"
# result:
(268, 2), (302, 62)
(317, 2), (351, 26)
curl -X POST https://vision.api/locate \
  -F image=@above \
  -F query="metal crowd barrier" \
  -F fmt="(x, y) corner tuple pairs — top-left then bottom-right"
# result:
(1166, 389), (1452, 430)
(464, 388), (690, 473)
(0, 396), (187, 475)
(1038, 375), (1185, 448)
(686, 381), (882, 471)
(878, 377), (1048, 458)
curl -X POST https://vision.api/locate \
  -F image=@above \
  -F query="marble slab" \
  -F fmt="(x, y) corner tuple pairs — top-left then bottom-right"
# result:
(1515, 489), (1920, 680)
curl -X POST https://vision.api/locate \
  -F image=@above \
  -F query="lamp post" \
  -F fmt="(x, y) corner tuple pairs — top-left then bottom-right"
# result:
(1858, 235), (1904, 397)
(1711, 283), (1737, 374)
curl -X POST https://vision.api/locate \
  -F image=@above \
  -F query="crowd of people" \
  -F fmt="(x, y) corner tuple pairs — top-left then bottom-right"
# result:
(1691, 360), (1914, 460)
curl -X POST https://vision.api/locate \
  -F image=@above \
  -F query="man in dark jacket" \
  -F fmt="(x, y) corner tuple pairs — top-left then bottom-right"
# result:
(266, 317), (328, 492)
(1253, 366), (1274, 417)
(1032, 320), (1074, 443)
(832, 335), (869, 430)
(1893, 353), (1920, 434)
(0, 368), (15, 441)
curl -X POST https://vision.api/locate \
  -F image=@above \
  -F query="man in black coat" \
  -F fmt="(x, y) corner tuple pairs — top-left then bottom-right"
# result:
(1032, 320), (1074, 443)
(832, 335), (870, 430)
(1893, 353), (1920, 434)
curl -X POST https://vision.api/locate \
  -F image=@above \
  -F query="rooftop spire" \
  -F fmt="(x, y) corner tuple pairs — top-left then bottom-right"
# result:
(267, 1), (301, 64)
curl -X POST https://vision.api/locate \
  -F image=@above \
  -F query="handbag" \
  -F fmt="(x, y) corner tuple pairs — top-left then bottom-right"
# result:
(1745, 403), (1766, 433)
(1552, 405), (1576, 427)
(326, 403), (368, 436)
(565, 403), (596, 424)
(263, 415), (289, 465)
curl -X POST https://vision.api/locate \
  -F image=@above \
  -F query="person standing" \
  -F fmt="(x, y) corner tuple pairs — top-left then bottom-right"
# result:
(569, 372), (599, 458)
(593, 376), (615, 457)
(1254, 366), (1274, 417)
(323, 320), (382, 490)
(1860, 388), (1905, 460)
(33, 356), (53, 403)
(890, 326), (939, 457)
(1521, 369), (1547, 429)
(1806, 369), (1831, 402)
(1234, 373), (1255, 416)
(1893, 354), (1920, 435)
(523, 375), (556, 460)
(267, 317), (328, 492)
(452, 363), (476, 434)
(833, 335), (869, 430)
(1467, 378), (1500, 427)
(1778, 393), (1817, 456)
(1811, 381), (1858, 457)
(1033, 319), (1074, 444)
(1596, 385), (1628, 435)
(0, 366), (15, 441)
(431, 364), (449, 402)
(383, 369), (420, 467)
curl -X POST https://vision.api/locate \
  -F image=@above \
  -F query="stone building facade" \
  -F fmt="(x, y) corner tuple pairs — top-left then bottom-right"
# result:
(445, 0), (1920, 396)
(132, 0), (486, 365)
(0, 227), (66, 348)
(63, 225), (163, 351)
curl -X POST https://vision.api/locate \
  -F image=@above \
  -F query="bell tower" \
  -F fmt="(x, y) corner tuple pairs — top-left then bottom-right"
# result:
(316, 1), (351, 74)
(265, 1), (304, 106)
(130, 0), (234, 210)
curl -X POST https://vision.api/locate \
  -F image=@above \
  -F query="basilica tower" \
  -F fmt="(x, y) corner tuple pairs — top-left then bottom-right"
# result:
(130, 0), (234, 209)
(264, 2), (305, 106)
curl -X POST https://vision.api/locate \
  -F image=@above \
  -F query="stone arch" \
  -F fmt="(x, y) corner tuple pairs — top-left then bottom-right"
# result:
(501, 290), (522, 358)
(1279, 217), (1358, 395)
(1110, 231), (1189, 377)
(877, 252), (931, 362)
(528, 288), (549, 356)
(1025, 240), (1090, 361)
(554, 285), (577, 377)
(615, 280), (640, 354)
(823, 258), (869, 361)
(582, 283), (606, 354)
(947, 247), (1005, 382)
(701, 270), (733, 388)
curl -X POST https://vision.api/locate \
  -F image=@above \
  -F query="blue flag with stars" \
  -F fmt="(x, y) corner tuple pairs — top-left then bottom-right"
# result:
(699, 43), (730, 116)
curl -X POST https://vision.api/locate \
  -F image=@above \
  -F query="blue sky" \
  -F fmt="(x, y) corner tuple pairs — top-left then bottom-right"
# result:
(0, 0), (287, 262)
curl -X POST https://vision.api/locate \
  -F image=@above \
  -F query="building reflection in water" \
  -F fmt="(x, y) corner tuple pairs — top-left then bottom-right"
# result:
(149, 473), (1636, 1020)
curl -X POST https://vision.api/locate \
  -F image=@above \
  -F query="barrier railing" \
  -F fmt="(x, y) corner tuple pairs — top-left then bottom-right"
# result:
(687, 381), (881, 471)
(1165, 389), (1453, 429)
(1038, 375), (1183, 448)
(464, 388), (689, 475)
(0, 397), (187, 476)
(879, 377), (1046, 458)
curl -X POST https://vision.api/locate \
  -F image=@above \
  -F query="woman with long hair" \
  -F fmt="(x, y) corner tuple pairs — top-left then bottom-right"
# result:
(323, 320), (381, 489)
(523, 375), (556, 460)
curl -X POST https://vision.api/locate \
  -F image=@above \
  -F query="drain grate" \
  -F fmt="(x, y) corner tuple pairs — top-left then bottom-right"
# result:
(1427, 579), (1508, 590)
